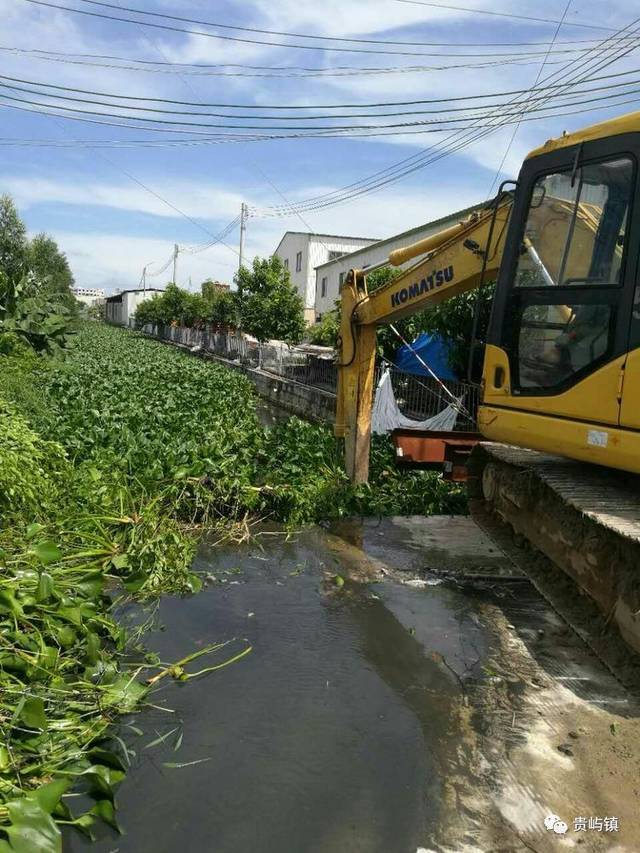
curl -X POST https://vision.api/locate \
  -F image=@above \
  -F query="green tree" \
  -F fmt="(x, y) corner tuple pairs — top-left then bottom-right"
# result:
(207, 290), (238, 328)
(0, 197), (77, 354)
(134, 293), (163, 328)
(180, 292), (207, 326)
(306, 299), (340, 347)
(236, 256), (305, 344)
(201, 279), (229, 300)
(27, 233), (75, 303)
(0, 194), (28, 290)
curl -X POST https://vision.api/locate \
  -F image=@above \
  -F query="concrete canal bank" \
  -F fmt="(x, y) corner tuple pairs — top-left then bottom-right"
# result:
(67, 517), (640, 853)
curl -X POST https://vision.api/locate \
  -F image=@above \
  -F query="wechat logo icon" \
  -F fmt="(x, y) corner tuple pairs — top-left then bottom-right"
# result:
(544, 814), (568, 835)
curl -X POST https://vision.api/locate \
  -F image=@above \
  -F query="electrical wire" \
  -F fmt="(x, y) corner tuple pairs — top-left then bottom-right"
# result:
(254, 19), (640, 215)
(394, 0), (616, 32)
(180, 216), (242, 255)
(2, 44), (635, 78)
(145, 253), (173, 277)
(487, 0), (573, 198)
(3, 76), (640, 131)
(73, 0), (617, 45)
(5, 87), (640, 143)
(18, 0), (620, 58)
(2, 66), (639, 111)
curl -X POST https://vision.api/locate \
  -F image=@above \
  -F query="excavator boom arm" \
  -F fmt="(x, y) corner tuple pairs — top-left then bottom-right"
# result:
(336, 196), (512, 483)
(360, 198), (512, 326)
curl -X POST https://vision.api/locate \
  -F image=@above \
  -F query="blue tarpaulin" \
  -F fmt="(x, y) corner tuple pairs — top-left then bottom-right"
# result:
(394, 333), (459, 380)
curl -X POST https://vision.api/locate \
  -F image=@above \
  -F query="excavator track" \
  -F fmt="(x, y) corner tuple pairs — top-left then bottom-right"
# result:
(468, 442), (640, 689)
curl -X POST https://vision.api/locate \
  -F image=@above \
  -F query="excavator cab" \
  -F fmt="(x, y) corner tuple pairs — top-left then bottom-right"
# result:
(482, 120), (640, 473)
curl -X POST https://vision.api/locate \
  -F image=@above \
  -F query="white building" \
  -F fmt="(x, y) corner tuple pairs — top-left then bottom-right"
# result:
(72, 287), (105, 307)
(105, 288), (164, 327)
(274, 231), (377, 324)
(314, 202), (484, 318)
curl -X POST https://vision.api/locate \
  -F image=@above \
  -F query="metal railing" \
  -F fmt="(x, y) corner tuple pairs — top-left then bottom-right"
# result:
(141, 324), (480, 430)
(379, 367), (480, 432)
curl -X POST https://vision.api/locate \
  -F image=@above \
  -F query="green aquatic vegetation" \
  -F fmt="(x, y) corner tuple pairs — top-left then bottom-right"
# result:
(0, 530), (148, 849)
(0, 322), (464, 849)
(0, 399), (65, 517)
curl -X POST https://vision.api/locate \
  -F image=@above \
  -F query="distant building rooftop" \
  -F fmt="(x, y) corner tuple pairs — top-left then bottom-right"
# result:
(105, 288), (164, 302)
(274, 230), (379, 256)
(314, 202), (484, 270)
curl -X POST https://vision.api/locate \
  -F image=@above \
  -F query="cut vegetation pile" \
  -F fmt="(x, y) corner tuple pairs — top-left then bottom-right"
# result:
(0, 323), (464, 850)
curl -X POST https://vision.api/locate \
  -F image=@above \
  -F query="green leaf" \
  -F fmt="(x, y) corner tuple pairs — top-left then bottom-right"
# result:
(32, 780), (70, 815)
(3, 797), (62, 853)
(185, 573), (202, 594)
(25, 523), (45, 541)
(101, 675), (147, 712)
(87, 747), (126, 772)
(30, 541), (62, 565)
(17, 696), (48, 731)
(90, 799), (120, 833)
(0, 589), (24, 618)
(0, 745), (10, 771)
(36, 572), (54, 603)
(85, 632), (101, 665)
(76, 764), (125, 803)
(55, 624), (76, 648)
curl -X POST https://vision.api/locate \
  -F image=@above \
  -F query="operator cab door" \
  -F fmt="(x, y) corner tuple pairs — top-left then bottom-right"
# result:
(620, 244), (640, 429)
(488, 134), (640, 427)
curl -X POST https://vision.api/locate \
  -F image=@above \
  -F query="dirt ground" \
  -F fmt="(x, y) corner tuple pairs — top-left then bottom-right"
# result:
(327, 517), (640, 853)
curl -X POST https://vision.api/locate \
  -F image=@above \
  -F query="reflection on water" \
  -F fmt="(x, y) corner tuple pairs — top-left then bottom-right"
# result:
(66, 524), (492, 853)
(256, 400), (292, 428)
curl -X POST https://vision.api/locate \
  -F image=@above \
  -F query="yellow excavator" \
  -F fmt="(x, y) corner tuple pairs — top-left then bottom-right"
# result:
(335, 111), (640, 483)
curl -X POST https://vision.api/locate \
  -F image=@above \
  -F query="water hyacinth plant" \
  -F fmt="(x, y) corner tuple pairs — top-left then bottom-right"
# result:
(0, 323), (465, 849)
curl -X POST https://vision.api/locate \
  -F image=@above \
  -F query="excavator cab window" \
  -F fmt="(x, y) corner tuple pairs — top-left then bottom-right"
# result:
(506, 155), (634, 394)
(514, 157), (632, 290)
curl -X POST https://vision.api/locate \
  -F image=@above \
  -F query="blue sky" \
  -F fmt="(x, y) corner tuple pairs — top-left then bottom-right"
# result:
(0, 0), (637, 292)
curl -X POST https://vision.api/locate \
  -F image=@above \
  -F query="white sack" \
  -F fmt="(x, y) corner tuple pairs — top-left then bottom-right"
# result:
(371, 369), (462, 435)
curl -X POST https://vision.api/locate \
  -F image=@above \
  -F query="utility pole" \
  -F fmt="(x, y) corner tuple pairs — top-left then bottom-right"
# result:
(172, 243), (179, 284)
(142, 265), (147, 296)
(239, 203), (247, 271)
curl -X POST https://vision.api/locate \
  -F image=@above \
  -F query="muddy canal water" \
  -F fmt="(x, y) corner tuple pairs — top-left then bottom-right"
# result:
(67, 519), (640, 853)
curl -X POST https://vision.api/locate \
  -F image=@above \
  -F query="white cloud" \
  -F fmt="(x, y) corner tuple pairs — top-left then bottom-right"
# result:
(2, 175), (245, 221)
(50, 229), (242, 292)
(40, 172), (488, 293)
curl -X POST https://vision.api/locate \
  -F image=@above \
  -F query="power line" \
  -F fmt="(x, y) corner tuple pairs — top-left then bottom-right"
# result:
(487, 0), (574, 197)
(2, 66), (640, 111)
(3, 73), (640, 130)
(256, 16), (640, 215)
(265, 22), (640, 209)
(3, 44), (636, 78)
(17, 0), (617, 57)
(73, 0), (616, 45)
(5, 85), (640, 140)
(145, 252), (173, 277)
(5, 89), (640, 149)
(5, 91), (640, 149)
(394, 0), (616, 32)
(180, 216), (242, 255)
